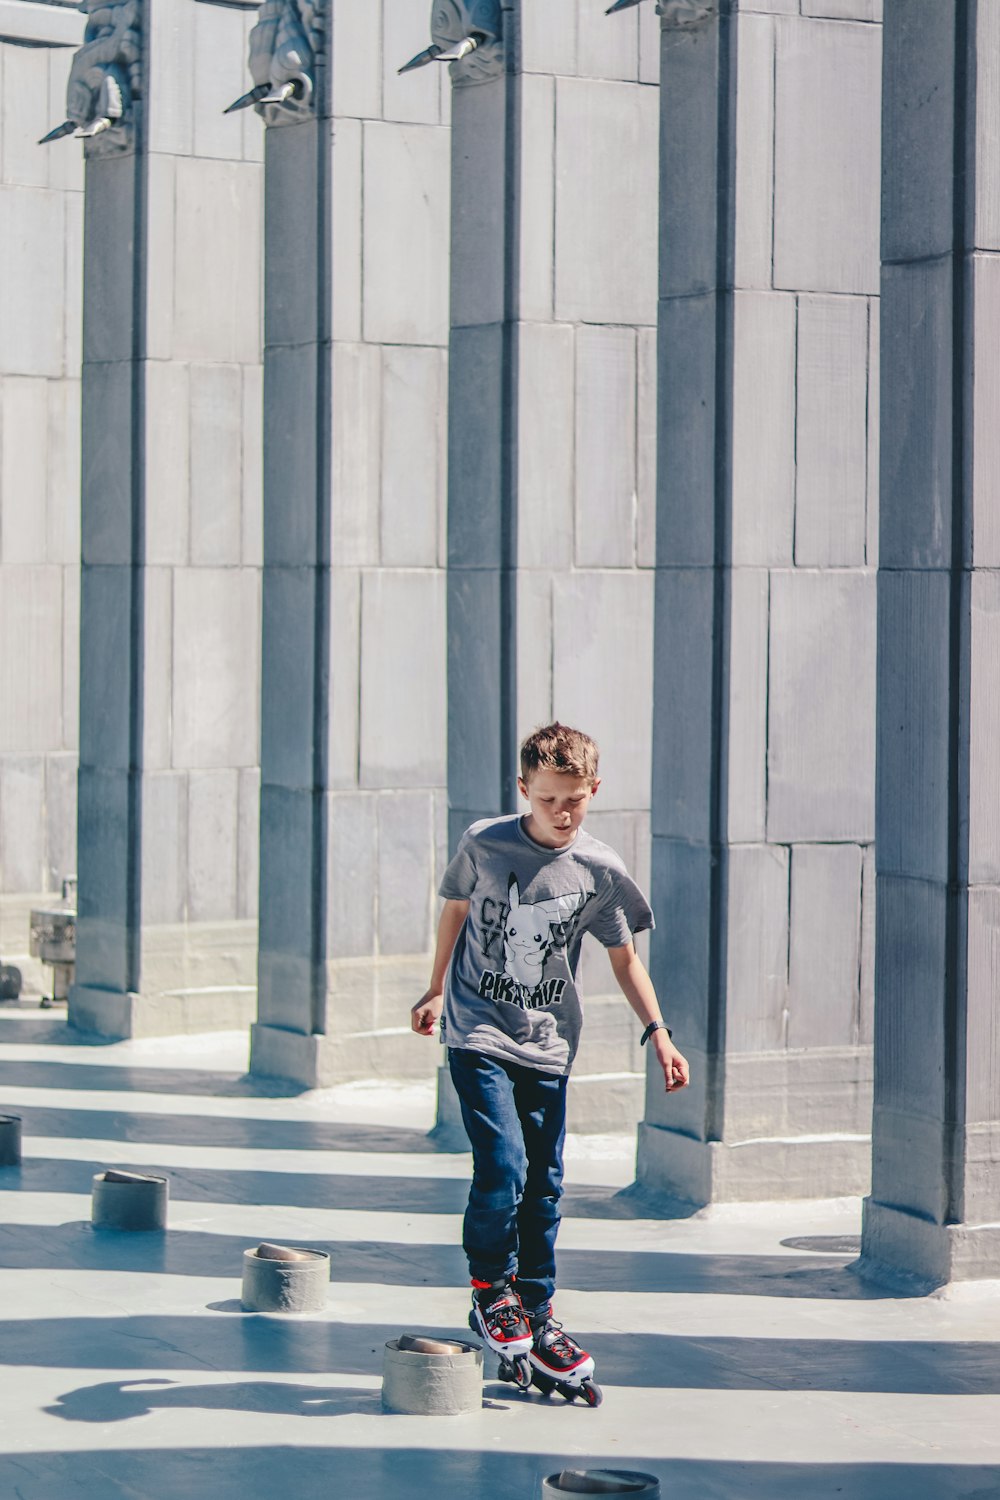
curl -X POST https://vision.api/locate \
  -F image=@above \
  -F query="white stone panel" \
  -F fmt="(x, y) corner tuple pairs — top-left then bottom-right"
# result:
(731, 290), (795, 565)
(144, 361), (190, 567)
(0, 186), (65, 377)
(636, 325), (657, 568)
(1, 42), (50, 188)
(639, 3), (660, 85)
(172, 568), (260, 769)
(795, 293), (869, 567)
(61, 563), (78, 753)
(332, 341), (381, 567)
(518, 74), (555, 323)
(145, 153), (176, 364)
(190, 363), (243, 566)
(193, 0), (246, 161)
(141, 566), (172, 772)
(787, 842), (862, 1047)
(0, 755), (44, 893)
(975, 1), (1000, 251)
(377, 790), (435, 955)
(0, 565), (63, 752)
(325, 790), (376, 958)
(139, 771), (186, 925)
(517, 322), (574, 572)
(45, 751), (77, 891)
(241, 362), (263, 567)
(521, 0), (577, 76)
(773, 16), (881, 295)
(383, 0), (441, 126)
(552, 570), (653, 811)
(574, 325), (637, 569)
(187, 768), (239, 922)
(380, 345), (443, 568)
(331, 116), (363, 343)
(332, 0), (382, 121)
(237, 765), (260, 920)
(148, 2), (195, 155)
(727, 568), (769, 842)
(362, 122), (450, 347)
(767, 569), (876, 842)
(802, 0), (882, 18)
(866, 298), (879, 568)
(359, 570), (446, 789)
(46, 377), (81, 567)
(578, 0), (639, 83)
(725, 842), (790, 1052)
(733, 12), (775, 290)
(173, 159), (262, 365)
(971, 256), (1000, 566)
(326, 568), (361, 792)
(63, 190), (83, 374)
(516, 569), (553, 739)
(968, 571), (1000, 886)
(1, 377), (48, 563)
(554, 78), (658, 327)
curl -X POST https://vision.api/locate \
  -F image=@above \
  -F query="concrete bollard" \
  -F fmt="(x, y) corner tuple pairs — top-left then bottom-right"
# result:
(541, 1474), (661, 1497)
(92, 1169), (169, 1230)
(0, 1114), (22, 1167)
(382, 1335), (483, 1415)
(241, 1242), (330, 1312)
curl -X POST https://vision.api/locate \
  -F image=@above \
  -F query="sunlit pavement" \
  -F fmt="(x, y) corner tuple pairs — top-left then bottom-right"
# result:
(1, 1005), (999, 1500)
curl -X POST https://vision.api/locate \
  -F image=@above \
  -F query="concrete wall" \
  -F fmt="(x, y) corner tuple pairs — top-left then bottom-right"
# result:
(0, 21), (82, 927)
(640, 0), (882, 1201)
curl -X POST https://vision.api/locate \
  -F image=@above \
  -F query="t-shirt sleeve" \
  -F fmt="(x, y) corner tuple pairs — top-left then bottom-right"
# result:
(585, 866), (655, 949)
(438, 830), (478, 901)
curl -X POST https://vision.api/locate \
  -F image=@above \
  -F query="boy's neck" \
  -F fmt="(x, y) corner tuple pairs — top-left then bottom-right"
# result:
(520, 814), (580, 851)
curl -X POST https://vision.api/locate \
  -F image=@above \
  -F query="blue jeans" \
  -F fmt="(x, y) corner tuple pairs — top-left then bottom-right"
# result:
(448, 1046), (567, 1312)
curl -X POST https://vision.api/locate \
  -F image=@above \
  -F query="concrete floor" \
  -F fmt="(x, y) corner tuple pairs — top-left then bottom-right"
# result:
(1, 1006), (999, 1499)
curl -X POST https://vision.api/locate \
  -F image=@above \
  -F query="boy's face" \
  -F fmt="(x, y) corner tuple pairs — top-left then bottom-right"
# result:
(517, 768), (600, 849)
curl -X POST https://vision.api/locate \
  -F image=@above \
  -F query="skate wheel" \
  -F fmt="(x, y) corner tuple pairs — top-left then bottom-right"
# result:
(512, 1355), (533, 1390)
(579, 1379), (603, 1408)
(497, 1361), (516, 1384)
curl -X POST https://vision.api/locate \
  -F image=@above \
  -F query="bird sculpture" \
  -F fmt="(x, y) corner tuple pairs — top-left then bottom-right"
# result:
(399, 1), (504, 84)
(38, 0), (141, 145)
(225, 0), (322, 119)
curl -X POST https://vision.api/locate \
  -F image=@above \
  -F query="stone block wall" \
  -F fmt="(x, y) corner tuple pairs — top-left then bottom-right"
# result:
(324, 1), (452, 999)
(0, 25), (82, 915)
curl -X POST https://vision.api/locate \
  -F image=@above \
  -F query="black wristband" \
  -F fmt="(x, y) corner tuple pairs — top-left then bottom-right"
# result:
(640, 1021), (672, 1047)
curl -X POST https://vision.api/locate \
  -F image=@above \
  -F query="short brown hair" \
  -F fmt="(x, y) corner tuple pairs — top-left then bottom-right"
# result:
(519, 722), (599, 782)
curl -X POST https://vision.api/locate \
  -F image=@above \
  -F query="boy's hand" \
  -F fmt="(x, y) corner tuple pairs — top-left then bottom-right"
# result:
(411, 991), (444, 1037)
(651, 1029), (689, 1092)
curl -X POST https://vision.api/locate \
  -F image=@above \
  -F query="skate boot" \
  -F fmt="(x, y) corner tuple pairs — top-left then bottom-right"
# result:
(469, 1278), (534, 1390)
(526, 1306), (603, 1407)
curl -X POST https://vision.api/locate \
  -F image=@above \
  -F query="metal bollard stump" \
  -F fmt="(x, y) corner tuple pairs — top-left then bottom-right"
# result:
(92, 1169), (168, 1230)
(241, 1243), (330, 1312)
(541, 1474), (661, 1497)
(0, 1113), (22, 1167)
(382, 1335), (483, 1415)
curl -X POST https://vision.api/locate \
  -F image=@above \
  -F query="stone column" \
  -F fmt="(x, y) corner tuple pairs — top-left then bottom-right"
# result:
(67, 0), (264, 1037)
(247, 2), (450, 1087)
(638, 0), (881, 1202)
(861, 0), (1000, 1285)
(435, 0), (661, 1137)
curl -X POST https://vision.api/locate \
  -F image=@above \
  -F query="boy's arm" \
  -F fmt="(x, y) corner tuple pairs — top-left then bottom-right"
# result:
(608, 941), (690, 1092)
(411, 898), (470, 1037)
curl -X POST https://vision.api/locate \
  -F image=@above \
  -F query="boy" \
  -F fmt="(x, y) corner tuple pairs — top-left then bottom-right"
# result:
(411, 722), (689, 1399)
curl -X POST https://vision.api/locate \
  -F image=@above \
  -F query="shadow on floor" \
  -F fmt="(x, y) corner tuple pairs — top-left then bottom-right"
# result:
(11, 1105), (444, 1156)
(0, 1310), (993, 1394)
(0, 1446), (996, 1500)
(0, 1057), (301, 1098)
(0, 1218), (883, 1298)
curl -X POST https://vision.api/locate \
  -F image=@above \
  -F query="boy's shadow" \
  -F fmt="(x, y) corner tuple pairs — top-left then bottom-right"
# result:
(45, 1378), (380, 1424)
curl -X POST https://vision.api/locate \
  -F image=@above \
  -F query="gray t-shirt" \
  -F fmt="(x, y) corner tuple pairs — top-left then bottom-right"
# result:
(439, 814), (654, 1076)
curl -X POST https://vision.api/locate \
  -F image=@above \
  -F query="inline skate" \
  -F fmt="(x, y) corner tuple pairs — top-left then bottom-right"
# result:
(469, 1278), (534, 1389)
(525, 1306), (602, 1407)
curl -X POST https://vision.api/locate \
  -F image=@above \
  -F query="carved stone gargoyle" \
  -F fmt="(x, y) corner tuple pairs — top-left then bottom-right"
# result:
(398, 1), (504, 86)
(39, 0), (142, 146)
(225, 0), (324, 122)
(606, 0), (715, 22)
